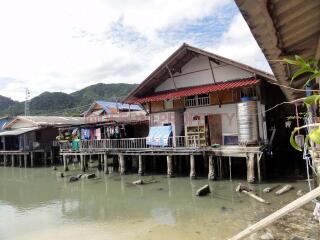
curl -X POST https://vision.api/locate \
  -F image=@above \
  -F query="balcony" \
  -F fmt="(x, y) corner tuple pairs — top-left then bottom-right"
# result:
(184, 95), (210, 107)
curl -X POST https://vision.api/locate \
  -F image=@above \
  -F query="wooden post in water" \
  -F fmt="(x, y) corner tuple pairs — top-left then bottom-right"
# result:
(208, 155), (216, 180)
(63, 155), (69, 171)
(247, 153), (255, 183)
(19, 155), (22, 168)
(80, 155), (85, 172)
(119, 154), (126, 175)
(104, 153), (108, 174)
(24, 154), (27, 168)
(44, 151), (47, 166)
(167, 155), (173, 177)
(4, 154), (7, 167)
(30, 152), (34, 167)
(138, 154), (144, 176)
(190, 154), (196, 179)
(11, 155), (14, 167)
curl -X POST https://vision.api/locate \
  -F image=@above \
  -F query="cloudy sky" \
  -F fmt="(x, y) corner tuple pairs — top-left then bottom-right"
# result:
(0, 0), (271, 101)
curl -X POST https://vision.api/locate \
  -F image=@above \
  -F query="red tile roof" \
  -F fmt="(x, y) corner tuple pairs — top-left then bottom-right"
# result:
(127, 78), (260, 104)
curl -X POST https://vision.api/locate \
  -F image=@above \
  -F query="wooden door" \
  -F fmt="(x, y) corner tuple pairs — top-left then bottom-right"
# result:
(207, 114), (222, 145)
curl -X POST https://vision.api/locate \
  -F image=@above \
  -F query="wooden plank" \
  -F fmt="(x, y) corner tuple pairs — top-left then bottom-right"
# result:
(207, 114), (222, 145)
(229, 186), (320, 240)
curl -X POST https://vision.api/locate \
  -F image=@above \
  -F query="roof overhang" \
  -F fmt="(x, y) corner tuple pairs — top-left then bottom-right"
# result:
(0, 127), (39, 136)
(128, 78), (260, 104)
(235, 0), (320, 100)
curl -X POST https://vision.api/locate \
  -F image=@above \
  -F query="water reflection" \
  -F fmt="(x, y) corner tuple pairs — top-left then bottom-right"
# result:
(0, 167), (309, 240)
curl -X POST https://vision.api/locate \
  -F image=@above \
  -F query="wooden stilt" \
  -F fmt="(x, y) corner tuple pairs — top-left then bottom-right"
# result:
(63, 155), (69, 171)
(167, 155), (173, 177)
(19, 155), (22, 168)
(4, 154), (7, 167)
(229, 156), (232, 181)
(30, 152), (34, 167)
(138, 154), (144, 176)
(247, 153), (255, 183)
(80, 155), (85, 172)
(24, 154), (27, 168)
(190, 154), (196, 179)
(51, 150), (54, 165)
(11, 154), (14, 167)
(119, 154), (126, 175)
(104, 153), (108, 174)
(208, 155), (216, 180)
(44, 151), (48, 166)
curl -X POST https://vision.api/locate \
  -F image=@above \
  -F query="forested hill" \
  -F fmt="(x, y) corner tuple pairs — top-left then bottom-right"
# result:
(0, 83), (138, 117)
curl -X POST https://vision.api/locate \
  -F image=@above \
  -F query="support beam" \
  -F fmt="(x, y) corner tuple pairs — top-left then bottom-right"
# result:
(44, 151), (48, 166)
(4, 154), (7, 167)
(24, 154), (27, 168)
(63, 155), (69, 171)
(11, 155), (14, 167)
(19, 155), (22, 168)
(208, 155), (216, 180)
(247, 153), (255, 183)
(104, 153), (108, 174)
(30, 152), (34, 167)
(167, 155), (173, 178)
(138, 155), (144, 176)
(190, 155), (196, 179)
(119, 154), (126, 175)
(80, 155), (85, 172)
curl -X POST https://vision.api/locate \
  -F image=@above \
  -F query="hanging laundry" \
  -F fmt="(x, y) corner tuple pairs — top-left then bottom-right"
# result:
(95, 128), (101, 140)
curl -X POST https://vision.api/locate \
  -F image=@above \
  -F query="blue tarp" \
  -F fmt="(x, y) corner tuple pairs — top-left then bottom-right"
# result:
(146, 126), (172, 147)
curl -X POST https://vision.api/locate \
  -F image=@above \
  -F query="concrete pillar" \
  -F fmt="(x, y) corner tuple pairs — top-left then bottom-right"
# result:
(119, 154), (126, 175)
(190, 155), (196, 179)
(138, 155), (144, 176)
(104, 153), (108, 174)
(208, 155), (216, 180)
(63, 155), (69, 171)
(167, 155), (173, 177)
(11, 155), (14, 167)
(30, 152), (34, 167)
(247, 153), (255, 183)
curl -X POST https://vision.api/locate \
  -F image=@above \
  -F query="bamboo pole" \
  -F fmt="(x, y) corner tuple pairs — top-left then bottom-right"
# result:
(229, 186), (320, 240)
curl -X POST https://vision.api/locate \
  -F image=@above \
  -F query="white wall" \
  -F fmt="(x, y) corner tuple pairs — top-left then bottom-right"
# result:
(155, 55), (254, 92)
(184, 104), (238, 134)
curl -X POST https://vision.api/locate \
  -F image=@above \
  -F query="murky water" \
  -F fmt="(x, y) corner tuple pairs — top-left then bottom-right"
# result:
(0, 167), (309, 240)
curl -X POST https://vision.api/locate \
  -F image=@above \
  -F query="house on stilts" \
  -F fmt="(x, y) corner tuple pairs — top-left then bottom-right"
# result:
(60, 43), (288, 183)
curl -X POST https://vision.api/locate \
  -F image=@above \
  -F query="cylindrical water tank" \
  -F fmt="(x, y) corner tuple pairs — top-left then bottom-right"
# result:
(237, 100), (259, 145)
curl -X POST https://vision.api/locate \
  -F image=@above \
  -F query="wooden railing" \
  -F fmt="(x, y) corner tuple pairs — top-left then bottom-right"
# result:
(59, 136), (201, 151)
(185, 96), (210, 107)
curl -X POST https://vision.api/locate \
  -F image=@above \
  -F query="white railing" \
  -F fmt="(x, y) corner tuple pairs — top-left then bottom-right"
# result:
(59, 136), (202, 151)
(185, 96), (210, 107)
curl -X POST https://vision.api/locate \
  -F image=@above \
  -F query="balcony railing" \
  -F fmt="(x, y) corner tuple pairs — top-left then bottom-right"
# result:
(184, 96), (210, 107)
(59, 136), (202, 152)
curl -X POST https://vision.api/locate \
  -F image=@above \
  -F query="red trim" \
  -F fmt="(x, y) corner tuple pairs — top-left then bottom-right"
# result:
(127, 78), (260, 104)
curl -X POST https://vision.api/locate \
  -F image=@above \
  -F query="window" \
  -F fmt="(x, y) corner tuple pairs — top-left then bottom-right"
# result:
(185, 94), (210, 107)
(164, 100), (173, 109)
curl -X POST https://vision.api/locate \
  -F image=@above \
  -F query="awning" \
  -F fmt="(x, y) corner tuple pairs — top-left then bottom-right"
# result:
(146, 126), (172, 147)
(127, 78), (260, 104)
(0, 127), (39, 136)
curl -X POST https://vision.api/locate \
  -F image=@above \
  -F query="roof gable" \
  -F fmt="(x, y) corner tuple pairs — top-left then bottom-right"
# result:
(124, 43), (276, 102)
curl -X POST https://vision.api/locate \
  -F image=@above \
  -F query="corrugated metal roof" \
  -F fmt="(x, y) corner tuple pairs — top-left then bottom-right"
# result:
(6, 116), (85, 128)
(128, 78), (260, 104)
(95, 101), (142, 111)
(0, 118), (10, 131)
(235, 0), (320, 100)
(0, 127), (39, 136)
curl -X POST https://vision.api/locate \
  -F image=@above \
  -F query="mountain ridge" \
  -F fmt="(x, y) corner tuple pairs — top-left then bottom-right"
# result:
(0, 83), (138, 117)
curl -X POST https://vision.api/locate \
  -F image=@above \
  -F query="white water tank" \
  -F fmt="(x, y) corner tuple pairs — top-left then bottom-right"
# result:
(237, 100), (259, 145)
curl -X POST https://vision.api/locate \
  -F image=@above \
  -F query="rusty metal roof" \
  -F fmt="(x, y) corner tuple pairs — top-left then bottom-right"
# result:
(128, 78), (260, 104)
